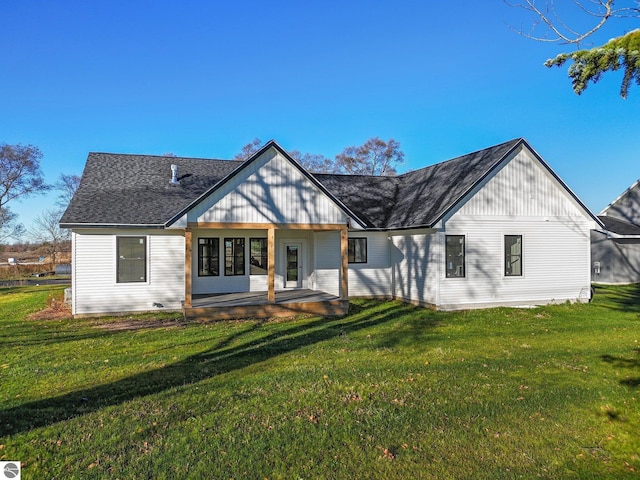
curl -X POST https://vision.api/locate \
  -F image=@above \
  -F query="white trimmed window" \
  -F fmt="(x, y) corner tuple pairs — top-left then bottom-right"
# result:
(504, 235), (523, 276)
(445, 235), (465, 278)
(117, 236), (147, 283)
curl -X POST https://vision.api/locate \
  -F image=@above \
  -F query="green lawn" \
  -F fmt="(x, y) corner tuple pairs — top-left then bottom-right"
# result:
(0, 285), (639, 479)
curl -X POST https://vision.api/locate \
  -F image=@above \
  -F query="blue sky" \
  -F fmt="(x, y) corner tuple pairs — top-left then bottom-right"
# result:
(2, 1), (639, 233)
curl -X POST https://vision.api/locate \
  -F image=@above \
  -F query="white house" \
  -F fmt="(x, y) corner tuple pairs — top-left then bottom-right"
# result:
(591, 178), (640, 284)
(60, 138), (600, 318)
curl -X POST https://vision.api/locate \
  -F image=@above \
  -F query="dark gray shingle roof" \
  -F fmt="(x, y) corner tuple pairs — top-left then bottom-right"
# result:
(60, 153), (242, 226)
(316, 138), (521, 228)
(61, 138), (540, 229)
(598, 215), (640, 236)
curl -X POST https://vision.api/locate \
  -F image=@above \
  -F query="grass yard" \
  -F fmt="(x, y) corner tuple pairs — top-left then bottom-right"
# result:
(0, 285), (639, 479)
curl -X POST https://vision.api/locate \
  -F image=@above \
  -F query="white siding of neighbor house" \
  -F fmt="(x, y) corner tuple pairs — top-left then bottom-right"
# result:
(437, 149), (593, 309)
(348, 232), (393, 297)
(72, 229), (185, 315)
(190, 148), (351, 226)
(314, 231), (341, 297)
(390, 230), (439, 306)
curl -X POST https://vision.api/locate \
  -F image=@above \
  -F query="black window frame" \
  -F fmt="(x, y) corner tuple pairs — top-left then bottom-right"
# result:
(116, 236), (147, 283)
(348, 237), (367, 264)
(198, 237), (220, 277)
(445, 235), (465, 278)
(504, 235), (523, 277)
(249, 238), (268, 275)
(224, 237), (245, 276)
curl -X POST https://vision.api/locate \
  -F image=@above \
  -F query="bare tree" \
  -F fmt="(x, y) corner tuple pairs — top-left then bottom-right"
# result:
(289, 150), (336, 173)
(506, 1), (640, 97)
(0, 143), (50, 245)
(507, 0), (639, 45)
(233, 138), (263, 161)
(55, 173), (81, 209)
(29, 209), (69, 265)
(0, 144), (50, 207)
(335, 137), (404, 176)
(0, 208), (25, 245)
(233, 137), (405, 175)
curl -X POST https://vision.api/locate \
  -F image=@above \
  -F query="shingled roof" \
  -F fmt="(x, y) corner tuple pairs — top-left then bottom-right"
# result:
(60, 153), (242, 226)
(598, 215), (640, 236)
(316, 138), (521, 229)
(60, 138), (557, 230)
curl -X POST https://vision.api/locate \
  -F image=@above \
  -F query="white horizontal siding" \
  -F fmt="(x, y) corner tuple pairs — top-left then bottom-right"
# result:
(191, 229), (313, 294)
(191, 148), (349, 225)
(439, 217), (591, 308)
(192, 228), (260, 294)
(314, 231), (340, 297)
(73, 230), (185, 315)
(457, 149), (583, 218)
(391, 231), (439, 306)
(348, 232), (392, 297)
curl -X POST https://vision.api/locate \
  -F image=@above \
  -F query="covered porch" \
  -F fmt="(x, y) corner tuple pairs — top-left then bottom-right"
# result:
(183, 222), (350, 320)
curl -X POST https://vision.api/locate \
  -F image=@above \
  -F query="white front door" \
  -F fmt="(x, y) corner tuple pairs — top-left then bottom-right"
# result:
(284, 242), (303, 288)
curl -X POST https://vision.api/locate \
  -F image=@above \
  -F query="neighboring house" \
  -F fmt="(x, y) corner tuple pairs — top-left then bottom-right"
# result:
(591, 178), (640, 284)
(60, 138), (600, 318)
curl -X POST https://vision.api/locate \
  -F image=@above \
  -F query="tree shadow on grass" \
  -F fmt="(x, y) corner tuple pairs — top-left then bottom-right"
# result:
(0, 301), (425, 437)
(594, 283), (640, 313)
(601, 348), (640, 388)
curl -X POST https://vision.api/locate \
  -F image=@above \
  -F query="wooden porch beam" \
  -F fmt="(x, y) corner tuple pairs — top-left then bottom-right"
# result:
(185, 228), (193, 308)
(340, 226), (349, 300)
(267, 227), (275, 303)
(187, 222), (346, 231)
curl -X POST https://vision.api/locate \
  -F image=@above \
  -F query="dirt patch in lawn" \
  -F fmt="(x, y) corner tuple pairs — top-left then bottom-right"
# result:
(27, 300), (72, 320)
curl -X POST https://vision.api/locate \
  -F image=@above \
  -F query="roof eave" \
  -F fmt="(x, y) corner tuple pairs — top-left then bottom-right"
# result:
(60, 223), (166, 229)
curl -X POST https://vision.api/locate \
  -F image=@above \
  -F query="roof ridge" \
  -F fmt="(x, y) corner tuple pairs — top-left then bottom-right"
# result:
(397, 138), (523, 179)
(88, 152), (242, 163)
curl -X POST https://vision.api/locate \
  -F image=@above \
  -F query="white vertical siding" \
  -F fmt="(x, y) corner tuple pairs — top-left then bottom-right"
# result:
(314, 231), (340, 297)
(601, 180), (640, 224)
(390, 231), (439, 306)
(72, 229), (185, 315)
(347, 232), (392, 297)
(457, 149), (584, 217)
(190, 148), (350, 225)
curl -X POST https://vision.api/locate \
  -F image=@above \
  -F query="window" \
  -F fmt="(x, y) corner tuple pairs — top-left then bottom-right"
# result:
(445, 235), (465, 278)
(117, 236), (146, 283)
(505, 235), (523, 276)
(198, 238), (219, 276)
(348, 238), (367, 263)
(224, 238), (245, 275)
(250, 238), (268, 275)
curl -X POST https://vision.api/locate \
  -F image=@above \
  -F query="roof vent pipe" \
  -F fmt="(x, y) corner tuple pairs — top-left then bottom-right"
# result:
(170, 164), (179, 184)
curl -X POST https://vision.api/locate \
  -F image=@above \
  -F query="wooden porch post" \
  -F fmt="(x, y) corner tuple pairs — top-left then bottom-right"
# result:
(268, 226), (275, 303)
(185, 228), (193, 308)
(340, 226), (349, 300)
